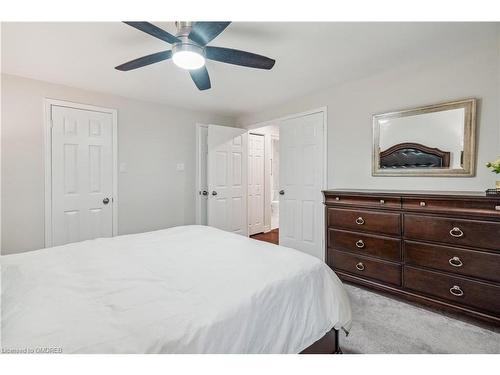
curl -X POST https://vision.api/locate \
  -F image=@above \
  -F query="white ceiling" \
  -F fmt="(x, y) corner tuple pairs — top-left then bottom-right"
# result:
(1, 22), (496, 118)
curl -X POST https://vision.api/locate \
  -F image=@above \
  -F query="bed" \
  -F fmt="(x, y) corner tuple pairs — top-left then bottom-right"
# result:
(1, 225), (351, 354)
(379, 142), (451, 169)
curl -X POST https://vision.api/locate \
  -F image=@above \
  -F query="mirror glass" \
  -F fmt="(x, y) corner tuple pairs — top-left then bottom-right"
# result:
(372, 99), (476, 176)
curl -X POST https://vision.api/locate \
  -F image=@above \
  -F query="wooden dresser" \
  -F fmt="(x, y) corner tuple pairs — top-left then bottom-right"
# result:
(323, 190), (500, 325)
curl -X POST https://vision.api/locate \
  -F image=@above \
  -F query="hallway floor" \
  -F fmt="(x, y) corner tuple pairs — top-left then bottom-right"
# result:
(250, 229), (279, 245)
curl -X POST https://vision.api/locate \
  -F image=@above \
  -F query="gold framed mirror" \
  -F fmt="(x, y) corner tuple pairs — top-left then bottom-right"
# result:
(372, 98), (477, 177)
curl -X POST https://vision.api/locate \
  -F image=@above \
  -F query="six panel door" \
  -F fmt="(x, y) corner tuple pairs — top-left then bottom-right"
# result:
(51, 105), (114, 246)
(207, 124), (248, 236)
(279, 112), (324, 259)
(248, 133), (265, 235)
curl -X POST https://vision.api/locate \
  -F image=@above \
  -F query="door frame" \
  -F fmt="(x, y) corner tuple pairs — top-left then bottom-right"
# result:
(270, 133), (280, 230)
(195, 123), (208, 225)
(246, 107), (328, 249)
(43, 98), (118, 248)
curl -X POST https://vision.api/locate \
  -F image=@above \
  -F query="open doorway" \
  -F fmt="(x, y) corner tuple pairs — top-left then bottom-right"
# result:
(248, 124), (280, 244)
(195, 123), (248, 235)
(247, 109), (326, 261)
(196, 108), (326, 260)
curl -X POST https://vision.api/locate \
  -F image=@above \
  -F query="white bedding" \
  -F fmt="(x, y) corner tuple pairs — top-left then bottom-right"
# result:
(1, 225), (351, 353)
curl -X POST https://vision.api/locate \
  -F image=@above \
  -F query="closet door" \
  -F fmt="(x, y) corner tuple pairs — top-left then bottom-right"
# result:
(51, 105), (114, 246)
(196, 125), (209, 225)
(248, 134), (265, 235)
(207, 125), (248, 235)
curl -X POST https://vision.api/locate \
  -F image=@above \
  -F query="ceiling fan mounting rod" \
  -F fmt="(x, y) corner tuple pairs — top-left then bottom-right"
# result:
(175, 21), (194, 38)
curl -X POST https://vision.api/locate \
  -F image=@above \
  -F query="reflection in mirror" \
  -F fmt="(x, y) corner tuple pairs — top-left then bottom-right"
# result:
(372, 99), (476, 177)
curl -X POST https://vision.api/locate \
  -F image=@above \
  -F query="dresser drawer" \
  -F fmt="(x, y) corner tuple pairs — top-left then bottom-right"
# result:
(328, 208), (401, 236)
(329, 229), (401, 261)
(404, 241), (500, 283)
(404, 266), (500, 315)
(403, 214), (500, 251)
(332, 250), (401, 286)
(402, 197), (500, 218)
(325, 193), (401, 209)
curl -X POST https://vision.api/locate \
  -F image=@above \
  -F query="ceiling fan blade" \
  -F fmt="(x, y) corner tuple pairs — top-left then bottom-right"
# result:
(205, 46), (275, 70)
(115, 50), (172, 71)
(188, 22), (231, 46)
(123, 22), (181, 44)
(189, 66), (211, 90)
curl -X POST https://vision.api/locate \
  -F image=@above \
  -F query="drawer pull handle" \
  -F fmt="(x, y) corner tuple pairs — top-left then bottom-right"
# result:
(355, 240), (365, 248)
(448, 256), (463, 267)
(355, 262), (365, 271)
(335, 197), (340, 201)
(355, 217), (365, 225)
(449, 285), (464, 297)
(420, 201), (426, 207)
(380, 199), (385, 204)
(449, 227), (464, 238)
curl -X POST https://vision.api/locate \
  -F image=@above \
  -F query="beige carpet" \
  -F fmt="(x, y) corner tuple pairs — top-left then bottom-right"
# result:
(340, 284), (500, 354)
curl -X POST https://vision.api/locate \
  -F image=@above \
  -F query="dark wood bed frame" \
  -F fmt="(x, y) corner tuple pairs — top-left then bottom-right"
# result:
(380, 142), (451, 168)
(300, 328), (341, 354)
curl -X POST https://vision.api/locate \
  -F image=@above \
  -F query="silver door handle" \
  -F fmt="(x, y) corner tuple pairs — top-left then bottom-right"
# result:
(279, 190), (285, 195)
(103, 198), (110, 205)
(199, 190), (208, 196)
(212, 191), (218, 196)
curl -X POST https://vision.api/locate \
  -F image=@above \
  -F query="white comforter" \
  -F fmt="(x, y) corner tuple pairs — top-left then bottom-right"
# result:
(1, 225), (351, 353)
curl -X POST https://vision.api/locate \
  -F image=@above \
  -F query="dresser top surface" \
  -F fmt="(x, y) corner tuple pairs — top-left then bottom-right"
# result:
(323, 189), (500, 200)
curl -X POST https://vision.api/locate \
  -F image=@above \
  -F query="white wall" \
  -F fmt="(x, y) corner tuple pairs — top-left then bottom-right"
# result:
(239, 28), (500, 191)
(1, 74), (235, 254)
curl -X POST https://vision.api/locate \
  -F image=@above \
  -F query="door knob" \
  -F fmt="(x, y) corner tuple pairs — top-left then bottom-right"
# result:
(103, 198), (110, 205)
(200, 190), (208, 196)
(279, 190), (285, 195)
(212, 191), (218, 196)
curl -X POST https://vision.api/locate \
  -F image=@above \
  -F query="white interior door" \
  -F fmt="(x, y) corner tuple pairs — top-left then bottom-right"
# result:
(207, 125), (248, 235)
(248, 133), (265, 235)
(196, 124), (209, 225)
(51, 105), (114, 246)
(279, 111), (325, 259)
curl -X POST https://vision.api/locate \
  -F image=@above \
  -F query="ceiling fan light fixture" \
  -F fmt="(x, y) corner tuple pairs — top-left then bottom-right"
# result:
(172, 43), (205, 70)
(117, 22), (276, 91)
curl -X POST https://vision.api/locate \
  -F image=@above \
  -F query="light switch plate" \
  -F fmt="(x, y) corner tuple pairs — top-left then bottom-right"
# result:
(119, 162), (127, 173)
(176, 163), (185, 171)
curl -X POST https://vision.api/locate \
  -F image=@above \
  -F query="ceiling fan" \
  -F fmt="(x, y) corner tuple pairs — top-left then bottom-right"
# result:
(115, 21), (276, 91)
